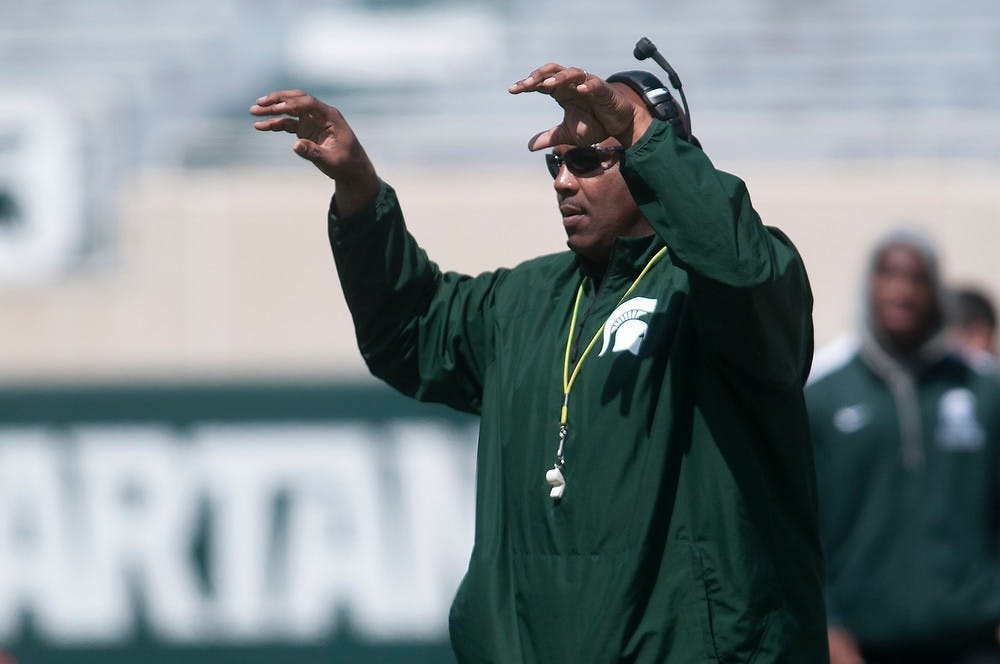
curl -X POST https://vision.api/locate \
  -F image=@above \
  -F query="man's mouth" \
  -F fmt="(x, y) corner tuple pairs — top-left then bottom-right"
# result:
(560, 204), (585, 226)
(880, 301), (921, 330)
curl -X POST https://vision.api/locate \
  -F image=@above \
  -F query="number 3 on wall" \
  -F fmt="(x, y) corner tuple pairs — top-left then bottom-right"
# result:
(0, 94), (86, 285)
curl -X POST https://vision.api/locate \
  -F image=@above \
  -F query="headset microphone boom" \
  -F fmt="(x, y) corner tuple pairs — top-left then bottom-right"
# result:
(607, 36), (698, 147)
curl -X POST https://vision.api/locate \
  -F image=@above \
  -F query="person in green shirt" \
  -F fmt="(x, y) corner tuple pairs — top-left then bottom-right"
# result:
(251, 60), (827, 662)
(808, 230), (1000, 664)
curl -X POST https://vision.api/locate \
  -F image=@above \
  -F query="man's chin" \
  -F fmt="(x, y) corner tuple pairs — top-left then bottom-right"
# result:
(880, 316), (925, 340)
(566, 237), (608, 265)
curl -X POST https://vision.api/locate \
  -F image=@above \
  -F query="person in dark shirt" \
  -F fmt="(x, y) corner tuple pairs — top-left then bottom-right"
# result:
(809, 229), (1000, 664)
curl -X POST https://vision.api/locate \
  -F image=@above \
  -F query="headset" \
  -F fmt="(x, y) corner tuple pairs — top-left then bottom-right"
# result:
(606, 37), (701, 148)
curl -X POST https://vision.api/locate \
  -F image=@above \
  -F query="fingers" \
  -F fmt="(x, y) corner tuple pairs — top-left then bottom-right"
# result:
(510, 65), (612, 149)
(291, 137), (347, 169)
(252, 89), (308, 108)
(508, 64), (590, 95)
(249, 90), (327, 118)
(508, 63), (564, 94)
(252, 116), (299, 133)
(292, 138), (336, 173)
(527, 126), (574, 152)
(527, 129), (553, 152)
(291, 138), (347, 184)
(827, 628), (865, 664)
(292, 138), (321, 160)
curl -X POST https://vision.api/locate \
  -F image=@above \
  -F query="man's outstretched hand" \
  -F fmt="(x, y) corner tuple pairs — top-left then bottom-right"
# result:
(508, 64), (653, 151)
(251, 90), (378, 217)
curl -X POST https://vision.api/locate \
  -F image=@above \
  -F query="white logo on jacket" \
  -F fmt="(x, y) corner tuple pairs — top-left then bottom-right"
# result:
(598, 297), (657, 357)
(936, 388), (984, 451)
(833, 403), (871, 434)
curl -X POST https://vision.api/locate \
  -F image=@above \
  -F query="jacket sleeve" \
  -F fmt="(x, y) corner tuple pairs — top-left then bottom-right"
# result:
(327, 181), (502, 414)
(620, 120), (813, 388)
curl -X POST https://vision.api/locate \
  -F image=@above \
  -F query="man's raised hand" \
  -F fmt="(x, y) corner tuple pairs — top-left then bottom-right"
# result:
(251, 90), (378, 216)
(508, 64), (652, 151)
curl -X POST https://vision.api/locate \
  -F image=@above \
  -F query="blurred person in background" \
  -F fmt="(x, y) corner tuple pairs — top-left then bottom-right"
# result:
(251, 59), (828, 662)
(950, 286), (998, 365)
(808, 229), (1000, 664)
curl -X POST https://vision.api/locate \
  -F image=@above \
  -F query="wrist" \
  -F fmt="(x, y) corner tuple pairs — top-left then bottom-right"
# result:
(333, 166), (380, 219)
(607, 82), (654, 148)
(617, 115), (653, 149)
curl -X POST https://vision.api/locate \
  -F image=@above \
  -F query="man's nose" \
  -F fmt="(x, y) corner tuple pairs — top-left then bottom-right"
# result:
(553, 165), (578, 193)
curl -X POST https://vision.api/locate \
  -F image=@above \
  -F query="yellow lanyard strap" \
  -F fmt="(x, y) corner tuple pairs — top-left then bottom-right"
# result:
(560, 246), (668, 425)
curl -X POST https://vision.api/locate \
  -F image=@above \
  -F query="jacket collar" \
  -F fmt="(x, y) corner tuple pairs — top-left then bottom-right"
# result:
(578, 233), (665, 289)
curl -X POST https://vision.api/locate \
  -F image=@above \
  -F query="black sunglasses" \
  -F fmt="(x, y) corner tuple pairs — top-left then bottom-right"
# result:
(545, 145), (625, 179)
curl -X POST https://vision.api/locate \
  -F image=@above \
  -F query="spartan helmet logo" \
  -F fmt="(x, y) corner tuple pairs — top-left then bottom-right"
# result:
(598, 297), (657, 357)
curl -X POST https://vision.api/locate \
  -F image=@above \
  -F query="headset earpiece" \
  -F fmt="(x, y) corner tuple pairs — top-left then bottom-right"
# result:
(606, 70), (697, 146)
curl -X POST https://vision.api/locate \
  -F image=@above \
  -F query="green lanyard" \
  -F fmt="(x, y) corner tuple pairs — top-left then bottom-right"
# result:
(546, 246), (668, 499)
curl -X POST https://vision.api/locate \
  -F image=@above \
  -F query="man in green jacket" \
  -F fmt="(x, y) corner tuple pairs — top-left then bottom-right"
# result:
(251, 61), (827, 662)
(808, 230), (1000, 664)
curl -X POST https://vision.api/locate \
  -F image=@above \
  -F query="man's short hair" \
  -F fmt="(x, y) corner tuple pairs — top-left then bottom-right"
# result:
(951, 287), (997, 330)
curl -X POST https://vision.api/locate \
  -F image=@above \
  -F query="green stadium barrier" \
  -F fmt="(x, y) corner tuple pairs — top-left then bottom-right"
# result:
(0, 382), (477, 664)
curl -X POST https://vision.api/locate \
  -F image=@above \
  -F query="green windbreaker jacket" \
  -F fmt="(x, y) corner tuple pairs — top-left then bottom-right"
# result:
(329, 121), (828, 662)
